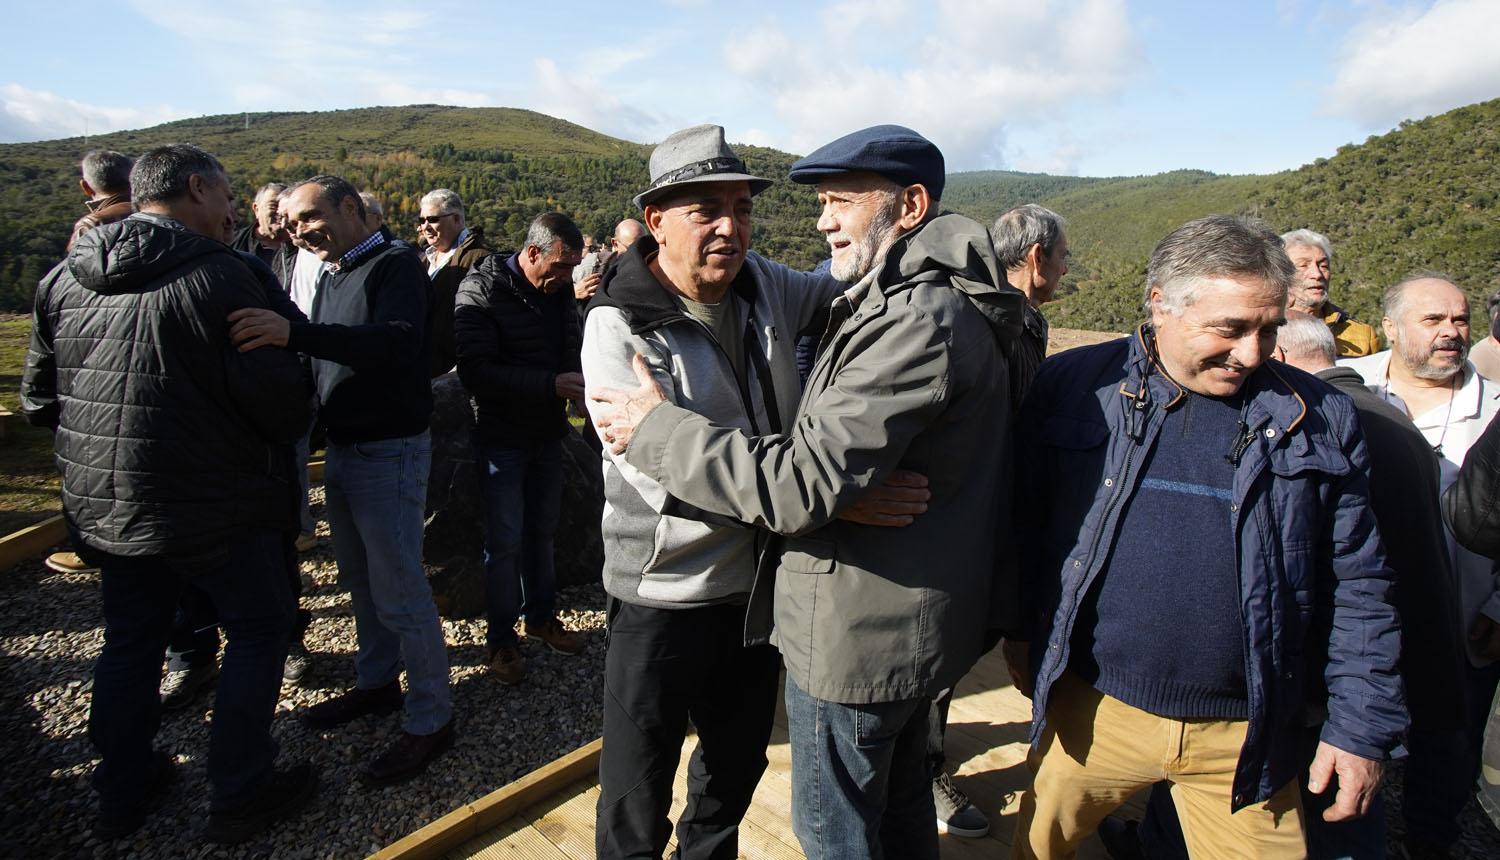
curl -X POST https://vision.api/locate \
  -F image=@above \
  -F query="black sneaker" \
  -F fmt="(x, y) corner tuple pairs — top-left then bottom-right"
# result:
(1097, 815), (1147, 860)
(301, 680), (402, 729)
(93, 751), (175, 841)
(203, 763), (318, 844)
(159, 661), (219, 711)
(283, 641), (311, 684)
(933, 771), (989, 837)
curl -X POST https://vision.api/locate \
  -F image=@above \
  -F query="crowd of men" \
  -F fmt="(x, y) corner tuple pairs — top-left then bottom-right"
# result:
(17, 125), (1500, 859)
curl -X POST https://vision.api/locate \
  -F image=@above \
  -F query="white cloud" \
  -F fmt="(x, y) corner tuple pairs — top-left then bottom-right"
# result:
(1323, 0), (1500, 126)
(0, 84), (187, 142)
(528, 58), (665, 142)
(723, 0), (1146, 170)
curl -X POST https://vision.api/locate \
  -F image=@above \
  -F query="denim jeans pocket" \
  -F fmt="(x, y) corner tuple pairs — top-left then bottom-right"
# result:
(352, 439), (405, 462)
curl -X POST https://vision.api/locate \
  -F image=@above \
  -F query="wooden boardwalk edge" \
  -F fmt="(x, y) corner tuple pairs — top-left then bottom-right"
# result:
(369, 738), (603, 860)
(0, 514), (65, 570)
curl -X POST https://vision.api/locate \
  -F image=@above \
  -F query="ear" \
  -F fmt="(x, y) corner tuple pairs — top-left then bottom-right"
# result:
(644, 206), (666, 243)
(1382, 317), (1398, 344)
(1148, 285), (1168, 327)
(895, 185), (931, 231)
(79, 178), (94, 197)
(185, 173), (210, 204)
(1025, 243), (1044, 283)
(338, 193), (360, 220)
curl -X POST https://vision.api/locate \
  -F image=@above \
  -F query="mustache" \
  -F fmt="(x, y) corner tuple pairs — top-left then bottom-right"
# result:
(1431, 337), (1466, 353)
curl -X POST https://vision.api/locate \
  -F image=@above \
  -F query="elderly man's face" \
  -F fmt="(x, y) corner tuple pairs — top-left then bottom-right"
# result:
(1151, 275), (1285, 397)
(816, 174), (904, 283)
(649, 181), (753, 291)
(1388, 278), (1470, 381)
(252, 188), (285, 240)
(418, 201), (462, 253)
(1035, 233), (1070, 305)
(1286, 243), (1332, 314)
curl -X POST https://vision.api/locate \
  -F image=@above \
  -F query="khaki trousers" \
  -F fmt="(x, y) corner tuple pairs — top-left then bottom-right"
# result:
(1010, 671), (1306, 860)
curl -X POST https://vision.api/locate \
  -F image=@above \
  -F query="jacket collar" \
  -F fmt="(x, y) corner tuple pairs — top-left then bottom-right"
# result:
(591, 235), (762, 334)
(1126, 323), (1309, 435)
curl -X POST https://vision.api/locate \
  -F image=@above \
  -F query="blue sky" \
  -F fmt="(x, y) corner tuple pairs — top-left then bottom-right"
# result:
(3, 0), (1496, 177)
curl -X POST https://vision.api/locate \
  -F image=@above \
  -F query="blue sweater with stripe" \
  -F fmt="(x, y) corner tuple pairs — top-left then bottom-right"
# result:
(1069, 389), (1250, 719)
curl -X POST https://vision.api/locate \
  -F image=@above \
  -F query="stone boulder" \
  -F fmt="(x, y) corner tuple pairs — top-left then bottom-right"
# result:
(423, 372), (605, 619)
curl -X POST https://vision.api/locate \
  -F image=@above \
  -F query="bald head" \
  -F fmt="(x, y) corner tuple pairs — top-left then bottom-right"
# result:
(612, 218), (647, 254)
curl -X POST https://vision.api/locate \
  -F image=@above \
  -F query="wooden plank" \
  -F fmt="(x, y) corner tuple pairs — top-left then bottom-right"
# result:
(521, 779), (603, 859)
(0, 514), (66, 570)
(372, 739), (601, 860)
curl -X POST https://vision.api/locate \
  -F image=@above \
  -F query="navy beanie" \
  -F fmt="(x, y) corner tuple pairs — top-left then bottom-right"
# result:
(788, 125), (945, 201)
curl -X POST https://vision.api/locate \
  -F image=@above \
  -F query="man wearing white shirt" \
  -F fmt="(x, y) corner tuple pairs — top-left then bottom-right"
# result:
(1341, 273), (1500, 858)
(418, 188), (491, 376)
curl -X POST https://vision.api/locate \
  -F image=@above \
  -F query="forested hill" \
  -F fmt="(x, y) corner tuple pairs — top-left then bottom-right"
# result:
(2, 100), (1498, 331)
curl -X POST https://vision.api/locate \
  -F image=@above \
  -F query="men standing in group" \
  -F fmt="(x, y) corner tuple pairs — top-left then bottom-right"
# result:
(1342, 274), (1500, 858)
(46, 149), (136, 577)
(418, 188), (491, 377)
(66, 149), (134, 251)
(22, 143), (318, 843)
(232, 181), (295, 287)
(1281, 228), (1381, 356)
(454, 212), (586, 686)
(994, 204), (1068, 411)
(1006, 215), (1404, 858)
(574, 219), (647, 307)
(592, 125), (1023, 860)
(227, 175), (454, 785)
(580, 125), (841, 860)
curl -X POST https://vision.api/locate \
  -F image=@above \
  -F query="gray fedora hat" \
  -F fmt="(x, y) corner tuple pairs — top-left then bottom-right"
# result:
(633, 124), (773, 209)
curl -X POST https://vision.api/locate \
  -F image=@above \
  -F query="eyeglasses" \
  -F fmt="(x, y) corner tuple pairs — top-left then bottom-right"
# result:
(416, 214), (453, 225)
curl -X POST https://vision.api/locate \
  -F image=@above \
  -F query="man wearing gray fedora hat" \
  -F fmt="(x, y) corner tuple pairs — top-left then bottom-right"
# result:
(581, 124), (845, 860)
(593, 124), (1027, 860)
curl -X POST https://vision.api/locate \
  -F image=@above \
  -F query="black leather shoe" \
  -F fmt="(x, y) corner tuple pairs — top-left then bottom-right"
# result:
(204, 763), (318, 844)
(93, 751), (175, 840)
(301, 680), (402, 729)
(365, 720), (455, 786)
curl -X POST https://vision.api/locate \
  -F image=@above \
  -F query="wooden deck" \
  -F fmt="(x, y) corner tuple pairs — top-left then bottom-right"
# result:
(408, 647), (1131, 860)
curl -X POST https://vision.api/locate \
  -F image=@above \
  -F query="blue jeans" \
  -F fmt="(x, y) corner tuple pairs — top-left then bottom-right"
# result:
(783, 676), (936, 860)
(476, 441), (563, 651)
(89, 529), (292, 814)
(324, 431), (451, 735)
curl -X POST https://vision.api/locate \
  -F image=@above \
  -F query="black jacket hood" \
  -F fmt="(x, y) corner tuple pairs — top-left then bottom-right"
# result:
(68, 212), (230, 295)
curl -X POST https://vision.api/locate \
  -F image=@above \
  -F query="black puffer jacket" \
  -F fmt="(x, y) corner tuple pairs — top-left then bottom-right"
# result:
(1446, 412), (1500, 558)
(21, 213), (313, 557)
(454, 251), (580, 448)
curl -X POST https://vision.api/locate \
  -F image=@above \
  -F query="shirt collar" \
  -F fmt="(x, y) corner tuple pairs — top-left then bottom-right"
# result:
(332, 230), (386, 272)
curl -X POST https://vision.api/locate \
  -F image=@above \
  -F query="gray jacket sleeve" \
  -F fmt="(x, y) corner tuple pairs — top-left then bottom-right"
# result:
(623, 302), (952, 535)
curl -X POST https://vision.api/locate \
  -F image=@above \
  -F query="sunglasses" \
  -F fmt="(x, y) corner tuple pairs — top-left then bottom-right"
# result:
(416, 214), (453, 225)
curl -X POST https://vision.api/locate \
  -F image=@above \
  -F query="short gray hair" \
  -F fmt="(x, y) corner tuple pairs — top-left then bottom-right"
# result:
(359, 191), (383, 216)
(1145, 215), (1294, 315)
(255, 182), (287, 204)
(1280, 228), (1332, 259)
(130, 144), (226, 208)
(1383, 272), (1460, 322)
(992, 204), (1066, 270)
(82, 150), (133, 194)
(421, 188), (463, 218)
(524, 212), (583, 255)
(1278, 311), (1337, 365)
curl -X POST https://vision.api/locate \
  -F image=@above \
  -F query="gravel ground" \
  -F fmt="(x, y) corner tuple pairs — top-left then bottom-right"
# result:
(0, 486), (607, 860)
(6, 485), (1500, 859)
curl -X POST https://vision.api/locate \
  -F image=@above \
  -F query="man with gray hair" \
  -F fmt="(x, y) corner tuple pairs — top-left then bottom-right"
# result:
(359, 191), (385, 234)
(993, 203), (1069, 410)
(67, 149), (134, 251)
(232, 182), (295, 287)
(454, 212), (587, 685)
(1281, 228), (1381, 356)
(1341, 273), (1500, 857)
(418, 187), (491, 376)
(1006, 215), (1403, 857)
(23, 143), (318, 843)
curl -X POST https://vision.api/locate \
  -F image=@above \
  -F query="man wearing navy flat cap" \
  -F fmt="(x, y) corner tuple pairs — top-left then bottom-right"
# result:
(593, 125), (1026, 860)
(582, 124), (844, 860)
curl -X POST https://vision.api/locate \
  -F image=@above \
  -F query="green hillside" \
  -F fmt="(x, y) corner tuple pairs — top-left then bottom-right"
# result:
(3, 100), (1498, 333)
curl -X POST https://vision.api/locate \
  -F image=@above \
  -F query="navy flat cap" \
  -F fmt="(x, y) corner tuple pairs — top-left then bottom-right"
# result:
(789, 125), (945, 201)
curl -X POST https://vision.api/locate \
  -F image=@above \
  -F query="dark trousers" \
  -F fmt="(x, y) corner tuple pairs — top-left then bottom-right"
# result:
(596, 599), (781, 860)
(165, 532), (306, 670)
(88, 529), (293, 814)
(927, 686), (954, 773)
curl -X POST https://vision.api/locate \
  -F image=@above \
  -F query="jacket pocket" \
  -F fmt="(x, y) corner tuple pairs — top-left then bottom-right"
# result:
(781, 537), (835, 574)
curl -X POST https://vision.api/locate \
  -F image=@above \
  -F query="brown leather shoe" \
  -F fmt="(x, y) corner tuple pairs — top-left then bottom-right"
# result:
(365, 721), (454, 785)
(524, 618), (583, 655)
(488, 645), (525, 685)
(301, 680), (402, 729)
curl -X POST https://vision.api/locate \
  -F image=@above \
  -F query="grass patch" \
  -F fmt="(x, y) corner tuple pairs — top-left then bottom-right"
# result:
(0, 315), (62, 535)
